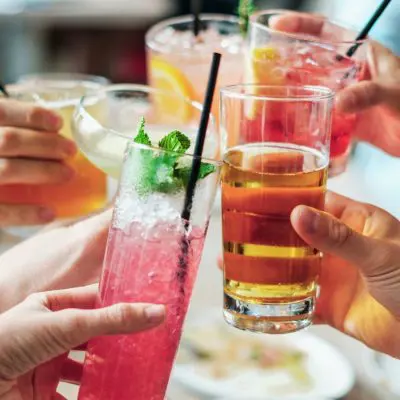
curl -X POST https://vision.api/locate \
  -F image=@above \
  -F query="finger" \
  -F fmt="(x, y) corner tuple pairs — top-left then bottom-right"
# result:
(0, 99), (63, 131)
(336, 81), (400, 114)
(269, 13), (324, 36)
(0, 158), (74, 184)
(0, 127), (77, 159)
(291, 206), (400, 277)
(39, 285), (99, 311)
(60, 358), (83, 385)
(37, 205), (113, 234)
(367, 41), (400, 82)
(325, 193), (400, 240)
(0, 204), (55, 227)
(52, 303), (166, 351)
(325, 192), (360, 218)
(71, 208), (113, 238)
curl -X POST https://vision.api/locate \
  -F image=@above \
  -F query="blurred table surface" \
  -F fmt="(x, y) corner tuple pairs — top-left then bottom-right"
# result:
(3, 142), (400, 399)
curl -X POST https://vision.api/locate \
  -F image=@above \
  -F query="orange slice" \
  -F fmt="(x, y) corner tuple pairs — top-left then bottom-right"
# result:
(149, 57), (195, 123)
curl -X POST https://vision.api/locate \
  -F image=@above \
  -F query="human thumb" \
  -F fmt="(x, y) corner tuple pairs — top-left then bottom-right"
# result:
(290, 205), (398, 279)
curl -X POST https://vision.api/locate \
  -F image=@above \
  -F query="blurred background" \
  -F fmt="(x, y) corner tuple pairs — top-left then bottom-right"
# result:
(0, 0), (398, 84)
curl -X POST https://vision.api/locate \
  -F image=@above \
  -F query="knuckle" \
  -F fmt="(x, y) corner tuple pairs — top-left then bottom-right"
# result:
(329, 218), (353, 247)
(70, 312), (90, 333)
(111, 303), (135, 327)
(361, 82), (380, 106)
(0, 128), (19, 152)
(27, 106), (45, 126)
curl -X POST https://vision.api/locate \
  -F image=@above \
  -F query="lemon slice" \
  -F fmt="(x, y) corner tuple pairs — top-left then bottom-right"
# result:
(149, 57), (195, 123)
(245, 47), (285, 120)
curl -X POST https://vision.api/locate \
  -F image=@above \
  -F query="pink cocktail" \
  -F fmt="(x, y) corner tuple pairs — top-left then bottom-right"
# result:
(248, 10), (367, 176)
(78, 226), (205, 400)
(78, 133), (220, 399)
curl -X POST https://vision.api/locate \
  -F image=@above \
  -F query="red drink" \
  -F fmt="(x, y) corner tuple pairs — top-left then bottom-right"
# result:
(248, 11), (367, 176)
(248, 47), (361, 166)
(78, 223), (206, 400)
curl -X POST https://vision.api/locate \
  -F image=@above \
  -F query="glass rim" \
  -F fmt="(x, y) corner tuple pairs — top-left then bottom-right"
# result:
(250, 9), (368, 48)
(220, 84), (335, 102)
(77, 83), (220, 164)
(145, 13), (240, 52)
(4, 81), (107, 104)
(18, 72), (110, 86)
(126, 141), (223, 166)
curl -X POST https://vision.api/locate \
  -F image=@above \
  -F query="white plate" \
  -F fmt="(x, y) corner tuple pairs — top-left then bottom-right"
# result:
(172, 310), (355, 400)
(362, 348), (400, 399)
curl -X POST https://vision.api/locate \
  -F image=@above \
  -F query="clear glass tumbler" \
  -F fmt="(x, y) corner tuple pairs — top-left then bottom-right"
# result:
(78, 136), (221, 399)
(220, 84), (334, 334)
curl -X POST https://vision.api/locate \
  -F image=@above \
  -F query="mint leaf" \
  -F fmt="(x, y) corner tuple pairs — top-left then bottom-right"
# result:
(198, 162), (217, 179)
(132, 119), (214, 195)
(174, 162), (216, 185)
(133, 117), (152, 146)
(159, 130), (191, 154)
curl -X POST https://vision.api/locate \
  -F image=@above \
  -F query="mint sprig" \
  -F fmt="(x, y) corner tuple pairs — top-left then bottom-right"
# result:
(134, 117), (152, 146)
(159, 130), (190, 153)
(132, 118), (216, 194)
(238, 0), (255, 36)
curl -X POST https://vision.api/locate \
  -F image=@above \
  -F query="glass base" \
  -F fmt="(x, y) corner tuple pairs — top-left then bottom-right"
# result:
(329, 148), (352, 177)
(223, 292), (314, 334)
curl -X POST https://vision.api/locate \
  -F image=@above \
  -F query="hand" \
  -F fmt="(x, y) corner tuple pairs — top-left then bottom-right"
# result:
(0, 209), (112, 313)
(0, 99), (77, 226)
(291, 192), (400, 358)
(0, 285), (165, 400)
(270, 12), (400, 156)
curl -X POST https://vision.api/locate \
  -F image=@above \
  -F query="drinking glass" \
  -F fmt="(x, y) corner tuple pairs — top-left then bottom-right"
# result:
(146, 14), (243, 128)
(248, 10), (367, 176)
(220, 84), (334, 334)
(0, 74), (109, 226)
(77, 141), (221, 399)
(72, 84), (220, 180)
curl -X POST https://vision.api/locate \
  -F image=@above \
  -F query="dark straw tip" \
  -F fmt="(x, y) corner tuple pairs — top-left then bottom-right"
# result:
(192, 0), (202, 37)
(345, 0), (391, 58)
(0, 82), (9, 98)
(178, 52), (222, 287)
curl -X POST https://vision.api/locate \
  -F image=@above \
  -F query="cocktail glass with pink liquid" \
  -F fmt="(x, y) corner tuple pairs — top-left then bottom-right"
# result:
(146, 14), (243, 132)
(77, 134), (221, 400)
(248, 10), (367, 176)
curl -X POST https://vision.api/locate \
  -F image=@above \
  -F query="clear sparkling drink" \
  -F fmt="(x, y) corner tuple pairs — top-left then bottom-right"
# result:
(146, 14), (243, 131)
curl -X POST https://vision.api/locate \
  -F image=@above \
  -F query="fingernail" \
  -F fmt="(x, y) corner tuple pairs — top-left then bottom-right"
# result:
(144, 305), (165, 324)
(38, 207), (55, 222)
(46, 112), (63, 130)
(299, 207), (321, 235)
(62, 165), (76, 180)
(63, 141), (78, 157)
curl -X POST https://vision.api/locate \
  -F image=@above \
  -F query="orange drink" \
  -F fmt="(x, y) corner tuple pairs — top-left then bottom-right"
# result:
(0, 76), (108, 221)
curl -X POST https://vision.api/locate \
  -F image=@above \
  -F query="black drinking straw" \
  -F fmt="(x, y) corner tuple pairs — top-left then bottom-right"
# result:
(177, 52), (221, 287)
(181, 52), (221, 223)
(0, 81), (9, 98)
(345, 0), (392, 58)
(192, 0), (202, 37)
